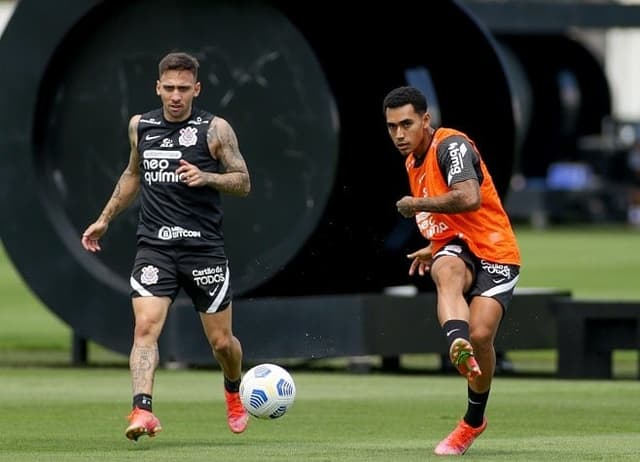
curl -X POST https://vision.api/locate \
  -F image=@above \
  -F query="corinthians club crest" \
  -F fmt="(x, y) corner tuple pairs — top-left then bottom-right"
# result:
(178, 126), (198, 147)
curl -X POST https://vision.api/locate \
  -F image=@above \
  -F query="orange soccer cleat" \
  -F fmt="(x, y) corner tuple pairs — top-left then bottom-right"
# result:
(225, 389), (249, 434)
(125, 407), (162, 441)
(449, 338), (482, 381)
(434, 418), (488, 455)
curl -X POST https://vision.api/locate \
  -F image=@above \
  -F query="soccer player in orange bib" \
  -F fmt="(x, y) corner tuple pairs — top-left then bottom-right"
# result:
(383, 86), (521, 455)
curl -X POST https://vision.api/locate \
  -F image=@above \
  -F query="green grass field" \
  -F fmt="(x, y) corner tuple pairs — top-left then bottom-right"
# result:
(514, 225), (640, 301)
(0, 227), (639, 461)
(1, 368), (639, 462)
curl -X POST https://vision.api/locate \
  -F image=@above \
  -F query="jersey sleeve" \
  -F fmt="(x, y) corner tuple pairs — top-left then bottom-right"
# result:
(436, 134), (483, 187)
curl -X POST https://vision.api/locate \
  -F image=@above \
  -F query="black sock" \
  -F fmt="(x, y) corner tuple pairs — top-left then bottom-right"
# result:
(464, 387), (489, 428)
(133, 393), (153, 412)
(224, 376), (241, 393)
(442, 319), (470, 351)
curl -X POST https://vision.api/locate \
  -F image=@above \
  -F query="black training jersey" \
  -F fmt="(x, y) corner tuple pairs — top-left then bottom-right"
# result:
(136, 108), (223, 248)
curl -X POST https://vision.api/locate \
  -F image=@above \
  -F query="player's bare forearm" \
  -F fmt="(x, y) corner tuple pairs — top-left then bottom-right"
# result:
(415, 189), (477, 213)
(202, 171), (251, 196)
(207, 117), (251, 196)
(397, 179), (480, 216)
(98, 169), (140, 223)
(98, 115), (142, 224)
(397, 191), (472, 217)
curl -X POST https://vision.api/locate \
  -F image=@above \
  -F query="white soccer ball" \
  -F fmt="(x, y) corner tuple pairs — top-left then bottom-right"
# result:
(240, 363), (296, 419)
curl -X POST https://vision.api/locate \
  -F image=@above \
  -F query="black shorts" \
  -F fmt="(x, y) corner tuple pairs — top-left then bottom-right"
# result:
(432, 239), (520, 312)
(130, 244), (233, 313)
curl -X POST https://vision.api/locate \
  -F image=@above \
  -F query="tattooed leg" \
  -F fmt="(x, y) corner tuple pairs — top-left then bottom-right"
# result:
(129, 296), (170, 395)
(130, 343), (159, 395)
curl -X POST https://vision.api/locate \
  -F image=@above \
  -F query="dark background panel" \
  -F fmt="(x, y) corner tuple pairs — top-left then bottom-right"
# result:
(34, 0), (339, 297)
(497, 34), (611, 178)
(251, 0), (517, 296)
(0, 0), (518, 360)
(0, 0), (338, 355)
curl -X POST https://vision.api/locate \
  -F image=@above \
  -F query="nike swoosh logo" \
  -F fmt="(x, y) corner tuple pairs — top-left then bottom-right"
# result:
(208, 288), (217, 296)
(493, 278), (506, 283)
(446, 328), (460, 337)
(145, 134), (162, 140)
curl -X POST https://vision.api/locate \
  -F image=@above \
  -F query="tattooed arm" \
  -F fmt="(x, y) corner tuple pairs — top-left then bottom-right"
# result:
(99, 115), (143, 221)
(204, 116), (251, 196)
(396, 179), (480, 218)
(80, 115), (142, 252)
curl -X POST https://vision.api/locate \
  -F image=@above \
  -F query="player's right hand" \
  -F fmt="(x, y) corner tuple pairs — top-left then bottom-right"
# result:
(81, 221), (108, 252)
(396, 196), (416, 217)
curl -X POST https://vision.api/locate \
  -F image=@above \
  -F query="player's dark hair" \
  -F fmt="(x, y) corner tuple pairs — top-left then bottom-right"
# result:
(158, 52), (199, 80)
(382, 86), (428, 115)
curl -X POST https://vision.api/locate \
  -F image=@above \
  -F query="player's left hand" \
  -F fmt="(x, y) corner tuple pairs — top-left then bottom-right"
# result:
(176, 159), (206, 187)
(396, 196), (416, 217)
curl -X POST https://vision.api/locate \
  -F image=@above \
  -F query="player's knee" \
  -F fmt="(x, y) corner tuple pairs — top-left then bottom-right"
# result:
(133, 319), (160, 340)
(470, 326), (494, 349)
(432, 259), (468, 288)
(210, 332), (234, 354)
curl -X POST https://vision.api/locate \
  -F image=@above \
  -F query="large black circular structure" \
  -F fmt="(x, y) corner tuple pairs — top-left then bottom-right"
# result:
(0, 0), (518, 360)
(0, 0), (338, 355)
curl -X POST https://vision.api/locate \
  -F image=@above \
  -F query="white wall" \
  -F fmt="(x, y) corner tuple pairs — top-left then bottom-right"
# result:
(606, 0), (640, 120)
(0, 0), (15, 37)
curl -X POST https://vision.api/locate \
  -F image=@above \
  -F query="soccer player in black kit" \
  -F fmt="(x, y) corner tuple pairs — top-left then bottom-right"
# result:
(81, 51), (251, 441)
